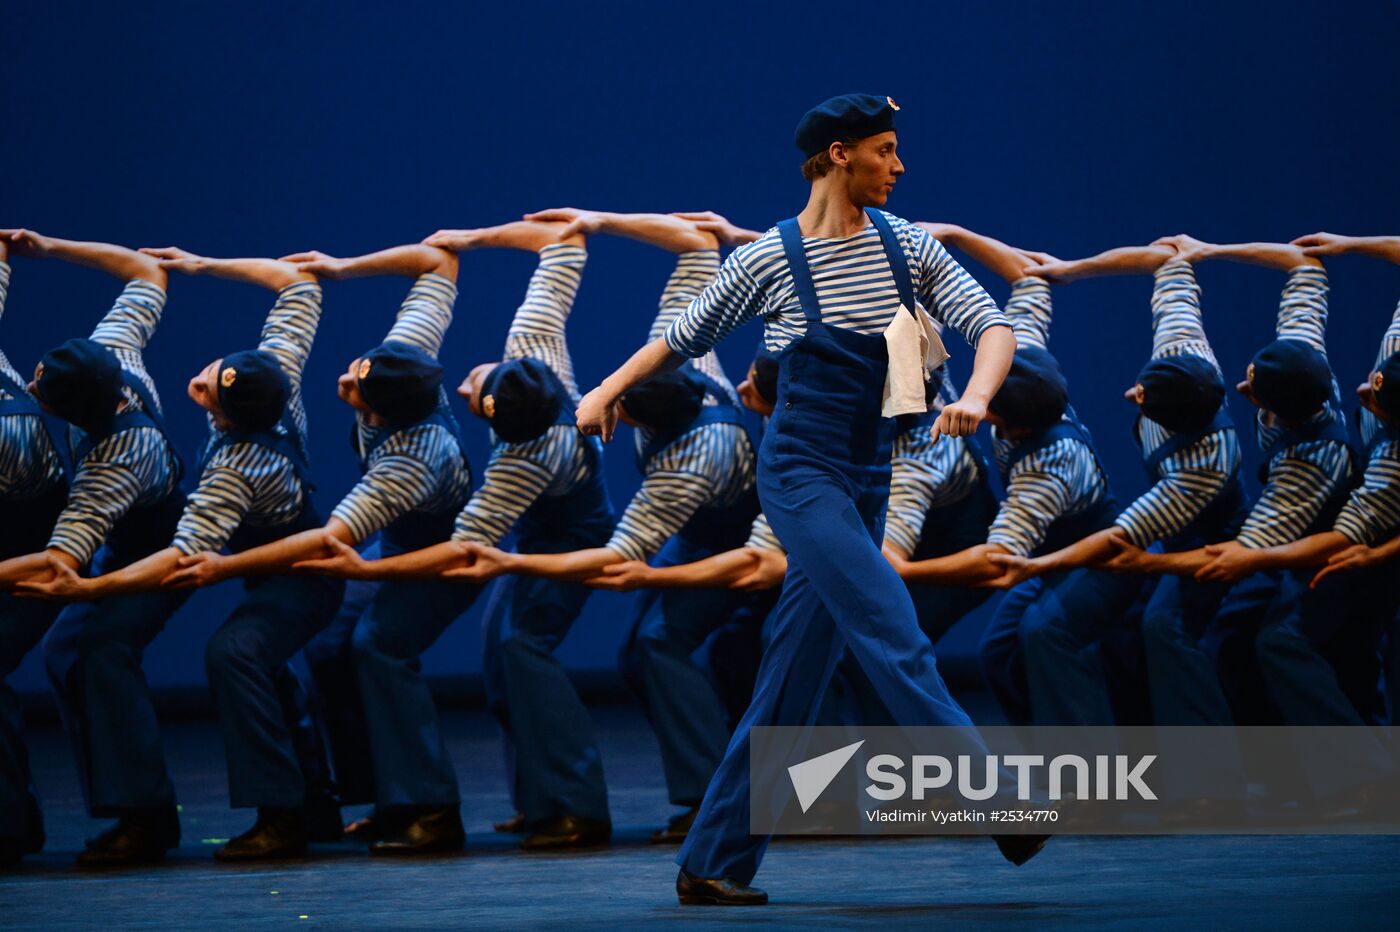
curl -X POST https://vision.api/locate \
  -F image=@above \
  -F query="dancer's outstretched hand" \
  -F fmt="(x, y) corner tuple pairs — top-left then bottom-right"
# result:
(293, 535), (373, 579)
(1194, 540), (1258, 584)
(441, 542), (506, 582)
(1309, 543), (1380, 588)
(13, 556), (92, 601)
(279, 250), (347, 279)
(0, 229), (55, 257)
(522, 208), (606, 239)
(672, 211), (760, 246)
(1290, 232), (1347, 256)
(983, 552), (1041, 589)
(161, 552), (228, 589)
(586, 562), (652, 592)
(576, 384), (621, 443)
(732, 550), (787, 592)
(139, 246), (207, 274)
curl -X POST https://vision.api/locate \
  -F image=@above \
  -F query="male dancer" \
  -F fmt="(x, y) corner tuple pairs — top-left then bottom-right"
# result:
(0, 238), (68, 868)
(0, 230), (188, 866)
(571, 96), (1028, 904)
(445, 211), (760, 845)
(20, 246), (344, 859)
(163, 243), (477, 855)
(886, 224), (1139, 727)
(295, 220), (620, 850)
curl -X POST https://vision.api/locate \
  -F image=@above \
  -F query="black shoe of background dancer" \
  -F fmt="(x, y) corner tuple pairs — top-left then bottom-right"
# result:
(215, 807), (308, 862)
(494, 811), (526, 834)
(520, 815), (612, 851)
(993, 833), (1050, 866)
(77, 806), (180, 867)
(368, 806), (465, 856)
(676, 868), (769, 906)
(303, 789), (344, 842)
(1, 836), (36, 869)
(650, 806), (698, 844)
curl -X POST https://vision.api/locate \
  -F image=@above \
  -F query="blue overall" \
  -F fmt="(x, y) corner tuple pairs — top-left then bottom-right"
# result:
(347, 411), (481, 810)
(618, 404), (761, 809)
(831, 414), (1001, 730)
(677, 209), (994, 884)
(1129, 409), (1252, 795)
(0, 372), (69, 844)
(480, 415), (617, 828)
(196, 417), (347, 810)
(1253, 418), (1396, 796)
(1208, 404), (1360, 727)
(42, 373), (194, 816)
(977, 417), (1142, 726)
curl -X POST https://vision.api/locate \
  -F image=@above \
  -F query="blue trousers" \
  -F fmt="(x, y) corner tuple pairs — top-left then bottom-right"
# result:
(993, 568), (1144, 726)
(303, 550), (381, 807)
(204, 573), (345, 809)
(0, 595), (61, 841)
(619, 534), (757, 809)
(1256, 568), (1396, 796)
(351, 576), (481, 809)
(42, 570), (192, 816)
(481, 573), (608, 826)
(678, 474), (984, 884)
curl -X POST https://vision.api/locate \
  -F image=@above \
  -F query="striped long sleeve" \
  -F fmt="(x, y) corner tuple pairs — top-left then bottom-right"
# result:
(882, 431), (981, 556)
(1238, 266), (1353, 548)
(170, 283), (325, 555)
(454, 245), (598, 546)
(1115, 260), (1240, 547)
(665, 212), (1007, 358)
(0, 260), (65, 499)
(47, 281), (180, 563)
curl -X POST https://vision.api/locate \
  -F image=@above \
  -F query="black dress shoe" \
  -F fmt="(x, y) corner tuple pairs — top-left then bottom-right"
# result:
(650, 806), (698, 844)
(368, 806), (465, 856)
(344, 807), (405, 843)
(676, 868), (768, 905)
(1, 836), (33, 869)
(493, 811), (526, 834)
(215, 808), (308, 862)
(993, 833), (1049, 866)
(520, 815), (611, 851)
(78, 807), (180, 867)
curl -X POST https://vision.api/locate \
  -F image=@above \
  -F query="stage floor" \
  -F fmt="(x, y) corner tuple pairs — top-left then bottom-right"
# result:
(3, 703), (1397, 929)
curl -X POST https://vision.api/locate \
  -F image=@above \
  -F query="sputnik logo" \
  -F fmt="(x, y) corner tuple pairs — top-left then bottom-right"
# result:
(788, 740), (864, 813)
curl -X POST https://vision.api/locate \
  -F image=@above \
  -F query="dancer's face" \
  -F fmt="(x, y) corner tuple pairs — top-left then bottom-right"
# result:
(188, 357), (233, 429)
(837, 132), (904, 207)
(1358, 375), (1393, 424)
(737, 362), (774, 417)
(458, 362), (498, 418)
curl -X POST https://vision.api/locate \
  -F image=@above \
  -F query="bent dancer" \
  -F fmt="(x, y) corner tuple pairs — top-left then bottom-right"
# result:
(163, 243), (477, 855)
(0, 231), (188, 866)
(890, 224), (1140, 728)
(21, 247), (345, 859)
(0, 238), (69, 868)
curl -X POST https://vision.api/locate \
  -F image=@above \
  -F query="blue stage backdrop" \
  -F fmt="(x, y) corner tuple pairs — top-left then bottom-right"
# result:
(4, 1), (1398, 692)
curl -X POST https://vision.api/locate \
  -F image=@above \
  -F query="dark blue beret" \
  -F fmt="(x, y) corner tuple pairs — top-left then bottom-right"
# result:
(989, 346), (1069, 430)
(357, 340), (443, 425)
(795, 93), (900, 159)
(620, 369), (705, 432)
(217, 349), (290, 432)
(1372, 351), (1400, 421)
(481, 357), (567, 443)
(1247, 338), (1332, 421)
(1135, 353), (1225, 432)
(35, 337), (124, 431)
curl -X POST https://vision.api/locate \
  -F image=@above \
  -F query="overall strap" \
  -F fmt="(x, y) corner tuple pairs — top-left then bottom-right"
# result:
(865, 208), (917, 317)
(1140, 406), (1237, 476)
(640, 404), (745, 467)
(72, 371), (185, 480)
(1006, 419), (1094, 475)
(690, 369), (739, 406)
(777, 219), (823, 326)
(1257, 412), (1354, 483)
(198, 409), (314, 490)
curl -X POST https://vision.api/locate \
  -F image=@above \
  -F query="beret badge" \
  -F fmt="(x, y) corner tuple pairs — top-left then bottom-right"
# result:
(221, 367), (238, 388)
(886, 96), (900, 111)
(482, 395), (496, 419)
(1375, 371), (1386, 392)
(358, 358), (372, 380)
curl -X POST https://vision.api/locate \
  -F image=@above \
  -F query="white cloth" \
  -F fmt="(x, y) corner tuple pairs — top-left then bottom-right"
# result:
(882, 302), (948, 417)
